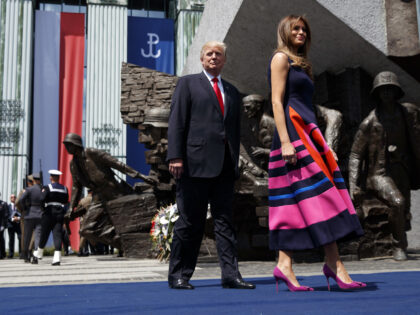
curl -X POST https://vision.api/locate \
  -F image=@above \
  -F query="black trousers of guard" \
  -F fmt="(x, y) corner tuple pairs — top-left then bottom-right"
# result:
(168, 150), (240, 283)
(23, 218), (41, 259)
(39, 208), (64, 251)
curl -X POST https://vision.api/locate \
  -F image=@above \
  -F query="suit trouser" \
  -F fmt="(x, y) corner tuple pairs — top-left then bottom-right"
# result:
(39, 209), (64, 251)
(7, 223), (21, 256)
(23, 218), (41, 259)
(168, 154), (240, 282)
(0, 230), (5, 258)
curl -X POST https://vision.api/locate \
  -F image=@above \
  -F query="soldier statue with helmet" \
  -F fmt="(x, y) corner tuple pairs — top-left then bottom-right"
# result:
(349, 71), (420, 260)
(63, 132), (155, 250)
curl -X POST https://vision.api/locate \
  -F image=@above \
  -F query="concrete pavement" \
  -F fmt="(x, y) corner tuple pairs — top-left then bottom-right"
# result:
(1, 251), (419, 288)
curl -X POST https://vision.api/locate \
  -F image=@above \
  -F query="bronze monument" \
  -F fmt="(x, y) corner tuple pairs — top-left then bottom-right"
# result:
(63, 133), (156, 254)
(349, 71), (420, 260)
(117, 64), (419, 261)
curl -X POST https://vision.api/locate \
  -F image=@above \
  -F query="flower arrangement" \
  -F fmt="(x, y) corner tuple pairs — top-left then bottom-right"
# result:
(150, 203), (179, 261)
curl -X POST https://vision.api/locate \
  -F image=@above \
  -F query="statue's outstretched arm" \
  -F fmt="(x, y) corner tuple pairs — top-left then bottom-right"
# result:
(91, 148), (157, 185)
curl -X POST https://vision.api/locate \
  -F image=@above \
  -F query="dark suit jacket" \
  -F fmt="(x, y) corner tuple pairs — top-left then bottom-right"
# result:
(0, 201), (7, 230)
(167, 72), (241, 178)
(7, 204), (21, 229)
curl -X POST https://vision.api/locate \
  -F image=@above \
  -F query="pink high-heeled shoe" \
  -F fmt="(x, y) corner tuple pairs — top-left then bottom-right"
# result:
(323, 264), (367, 291)
(273, 267), (314, 292)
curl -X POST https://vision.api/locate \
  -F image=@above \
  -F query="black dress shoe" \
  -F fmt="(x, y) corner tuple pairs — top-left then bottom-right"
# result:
(31, 257), (38, 264)
(169, 279), (194, 290)
(222, 278), (255, 289)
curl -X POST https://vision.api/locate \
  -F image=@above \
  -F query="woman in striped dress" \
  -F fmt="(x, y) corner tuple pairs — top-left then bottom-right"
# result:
(269, 15), (366, 291)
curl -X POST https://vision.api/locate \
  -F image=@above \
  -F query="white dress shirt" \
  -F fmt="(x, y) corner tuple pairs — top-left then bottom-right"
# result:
(203, 69), (226, 105)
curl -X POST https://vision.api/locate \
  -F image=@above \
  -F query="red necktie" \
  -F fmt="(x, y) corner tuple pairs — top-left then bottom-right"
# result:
(212, 77), (224, 115)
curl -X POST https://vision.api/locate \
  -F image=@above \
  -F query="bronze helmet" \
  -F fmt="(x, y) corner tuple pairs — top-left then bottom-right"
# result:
(143, 107), (170, 128)
(370, 71), (404, 100)
(63, 133), (84, 148)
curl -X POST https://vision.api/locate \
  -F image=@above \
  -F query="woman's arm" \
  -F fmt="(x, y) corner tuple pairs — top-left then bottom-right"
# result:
(271, 53), (296, 165)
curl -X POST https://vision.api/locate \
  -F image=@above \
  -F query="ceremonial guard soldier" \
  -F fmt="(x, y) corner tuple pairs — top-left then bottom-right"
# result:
(36, 170), (69, 265)
(20, 173), (43, 263)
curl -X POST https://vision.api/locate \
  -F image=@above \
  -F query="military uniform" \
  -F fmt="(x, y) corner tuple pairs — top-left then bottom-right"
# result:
(349, 71), (420, 261)
(19, 175), (43, 263)
(63, 133), (142, 249)
(37, 170), (69, 265)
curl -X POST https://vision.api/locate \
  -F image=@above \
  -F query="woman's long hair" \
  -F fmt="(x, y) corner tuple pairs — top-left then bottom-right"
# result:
(275, 15), (312, 78)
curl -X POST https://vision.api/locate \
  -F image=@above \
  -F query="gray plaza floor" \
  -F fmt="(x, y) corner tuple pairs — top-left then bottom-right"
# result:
(1, 250), (419, 288)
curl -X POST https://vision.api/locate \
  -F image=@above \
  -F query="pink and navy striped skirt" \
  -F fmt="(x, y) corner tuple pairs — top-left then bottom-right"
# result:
(268, 107), (363, 250)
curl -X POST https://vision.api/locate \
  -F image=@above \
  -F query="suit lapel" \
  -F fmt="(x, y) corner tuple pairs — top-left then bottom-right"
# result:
(199, 72), (224, 117)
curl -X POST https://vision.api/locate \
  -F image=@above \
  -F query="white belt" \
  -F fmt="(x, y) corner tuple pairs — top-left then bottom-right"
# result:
(45, 202), (65, 207)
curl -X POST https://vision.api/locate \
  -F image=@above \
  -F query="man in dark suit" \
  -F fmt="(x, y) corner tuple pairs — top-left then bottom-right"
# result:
(0, 194), (8, 259)
(7, 194), (21, 258)
(166, 41), (255, 290)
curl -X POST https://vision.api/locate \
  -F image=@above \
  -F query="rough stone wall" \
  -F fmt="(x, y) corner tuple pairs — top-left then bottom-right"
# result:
(120, 62), (178, 128)
(107, 193), (157, 258)
(408, 191), (420, 250)
(317, 0), (388, 54)
(385, 0), (420, 57)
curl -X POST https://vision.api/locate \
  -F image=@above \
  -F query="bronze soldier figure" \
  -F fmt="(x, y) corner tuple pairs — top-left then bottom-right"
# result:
(349, 71), (420, 261)
(63, 133), (154, 250)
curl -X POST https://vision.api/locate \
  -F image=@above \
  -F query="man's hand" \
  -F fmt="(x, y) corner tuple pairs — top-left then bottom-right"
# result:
(169, 159), (184, 179)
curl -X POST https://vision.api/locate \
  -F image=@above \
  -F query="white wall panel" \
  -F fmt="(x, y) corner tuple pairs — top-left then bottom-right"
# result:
(0, 0), (33, 200)
(85, 4), (127, 162)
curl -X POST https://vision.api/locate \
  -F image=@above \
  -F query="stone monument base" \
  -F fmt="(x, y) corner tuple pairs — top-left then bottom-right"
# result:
(107, 193), (157, 258)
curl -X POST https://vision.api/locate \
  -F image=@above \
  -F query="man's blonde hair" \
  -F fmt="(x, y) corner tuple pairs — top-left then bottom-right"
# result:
(200, 41), (227, 59)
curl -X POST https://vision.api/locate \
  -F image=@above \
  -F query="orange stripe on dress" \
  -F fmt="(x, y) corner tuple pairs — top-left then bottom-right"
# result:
(310, 127), (339, 173)
(289, 107), (334, 183)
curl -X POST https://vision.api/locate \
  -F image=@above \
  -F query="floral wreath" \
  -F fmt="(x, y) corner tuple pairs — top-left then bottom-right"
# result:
(150, 203), (179, 261)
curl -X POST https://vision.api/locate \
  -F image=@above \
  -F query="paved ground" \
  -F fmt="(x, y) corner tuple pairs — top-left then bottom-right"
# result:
(408, 190), (420, 249)
(1, 250), (419, 288)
